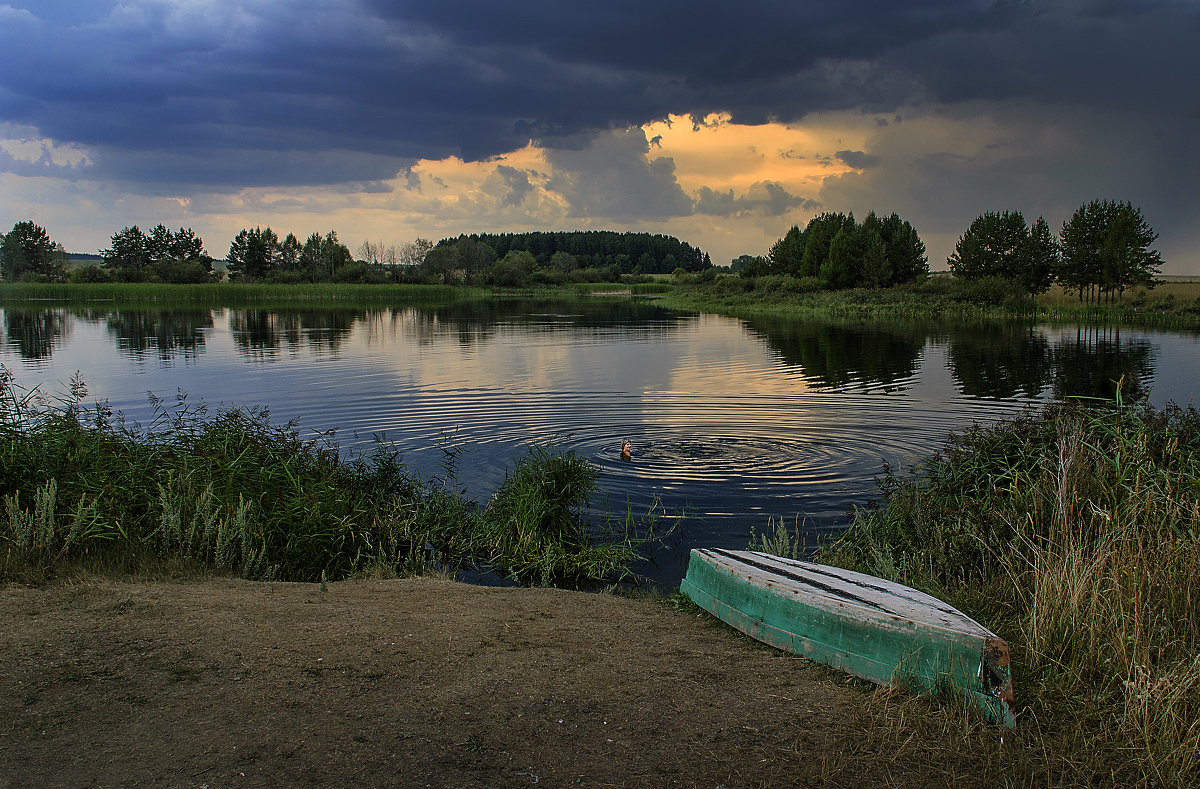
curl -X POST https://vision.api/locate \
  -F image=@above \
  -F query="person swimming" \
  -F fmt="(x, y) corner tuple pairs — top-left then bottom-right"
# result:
(620, 438), (632, 461)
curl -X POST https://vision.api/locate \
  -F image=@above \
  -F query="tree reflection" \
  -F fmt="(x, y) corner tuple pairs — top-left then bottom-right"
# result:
(743, 316), (924, 390)
(1052, 326), (1155, 401)
(104, 309), (213, 362)
(392, 298), (692, 348)
(229, 308), (368, 358)
(947, 322), (1054, 399)
(1, 308), (70, 362)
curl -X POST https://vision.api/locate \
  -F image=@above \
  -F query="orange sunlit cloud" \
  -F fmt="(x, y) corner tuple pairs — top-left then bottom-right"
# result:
(641, 113), (862, 196)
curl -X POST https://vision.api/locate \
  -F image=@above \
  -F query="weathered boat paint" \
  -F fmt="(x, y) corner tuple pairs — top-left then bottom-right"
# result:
(680, 548), (1016, 727)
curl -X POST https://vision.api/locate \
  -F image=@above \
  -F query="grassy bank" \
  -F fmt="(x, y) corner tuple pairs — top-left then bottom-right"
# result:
(0, 367), (660, 589)
(663, 274), (1200, 329)
(5, 277), (1195, 327)
(799, 394), (1200, 784)
(0, 281), (669, 308)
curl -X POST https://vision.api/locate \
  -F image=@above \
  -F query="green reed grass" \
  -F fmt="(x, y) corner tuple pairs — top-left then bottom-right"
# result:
(0, 365), (657, 588)
(0, 281), (669, 309)
(664, 275), (1200, 329)
(816, 393), (1200, 784)
(478, 442), (665, 587)
(0, 282), (465, 307)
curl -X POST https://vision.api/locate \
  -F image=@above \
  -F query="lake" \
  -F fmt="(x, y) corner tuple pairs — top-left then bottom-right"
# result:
(3, 297), (1198, 584)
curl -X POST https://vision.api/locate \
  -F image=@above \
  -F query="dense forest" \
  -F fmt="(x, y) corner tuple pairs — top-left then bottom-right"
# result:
(431, 231), (710, 275)
(735, 211), (928, 289)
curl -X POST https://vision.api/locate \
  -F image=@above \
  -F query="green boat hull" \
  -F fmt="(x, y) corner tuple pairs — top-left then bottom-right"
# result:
(681, 549), (1015, 727)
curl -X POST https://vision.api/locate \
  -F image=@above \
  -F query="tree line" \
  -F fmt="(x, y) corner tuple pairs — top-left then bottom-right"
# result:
(948, 200), (1161, 303)
(441, 231), (710, 274)
(733, 199), (1162, 303)
(420, 231), (708, 287)
(0, 221), (432, 284)
(2, 200), (1165, 298)
(1, 222), (710, 287)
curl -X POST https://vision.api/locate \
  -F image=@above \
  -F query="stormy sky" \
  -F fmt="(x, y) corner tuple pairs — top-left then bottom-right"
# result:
(1, 0), (1196, 272)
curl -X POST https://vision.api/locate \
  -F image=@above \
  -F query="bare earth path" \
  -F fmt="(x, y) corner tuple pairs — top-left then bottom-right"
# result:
(1, 577), (994, 788)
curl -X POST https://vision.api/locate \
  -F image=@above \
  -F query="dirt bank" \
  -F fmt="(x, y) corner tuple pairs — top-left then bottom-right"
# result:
(1, 576), (1004, 788)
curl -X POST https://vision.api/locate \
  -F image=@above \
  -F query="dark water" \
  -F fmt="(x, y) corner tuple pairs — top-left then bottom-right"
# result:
(3, 298), (1198, 584)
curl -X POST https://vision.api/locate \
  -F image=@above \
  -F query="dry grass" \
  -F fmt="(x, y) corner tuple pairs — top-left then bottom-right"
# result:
(821, 397), (1200, 786)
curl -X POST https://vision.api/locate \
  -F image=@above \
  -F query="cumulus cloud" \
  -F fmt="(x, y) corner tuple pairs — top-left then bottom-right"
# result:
(489, 165), (537, 207)
(544, 128), (693, 220)
(694, 181), (816, 218)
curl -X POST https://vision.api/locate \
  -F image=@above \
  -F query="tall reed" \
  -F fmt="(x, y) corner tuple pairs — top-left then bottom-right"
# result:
(818, 394), (1200, 782)
(0, 365), (656, 588)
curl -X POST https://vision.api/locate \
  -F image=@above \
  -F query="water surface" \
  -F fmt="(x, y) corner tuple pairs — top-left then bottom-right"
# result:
(3, 298), (1197, 584)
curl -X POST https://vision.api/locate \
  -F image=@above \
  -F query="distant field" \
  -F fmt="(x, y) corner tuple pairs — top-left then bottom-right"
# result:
(1038, 278), (1200, 306)
(66, 254), (230, 271)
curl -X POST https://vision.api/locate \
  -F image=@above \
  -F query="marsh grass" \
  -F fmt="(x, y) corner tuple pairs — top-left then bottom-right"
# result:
(816, 393), (1200, 784)
(665, 276), (1200, 329)
(478, 442), (669, 587)
(0, 365), (659, 588)
(0, 282), (465, 307)
(748, 516), (809, 560)
(664, 274), (1039, 320)
(0, 281), (669, 308)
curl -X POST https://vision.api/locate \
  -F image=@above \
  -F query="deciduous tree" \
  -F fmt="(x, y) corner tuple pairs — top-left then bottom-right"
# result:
(2, 221), (66, 281)
(1059, 200), (1161, 303)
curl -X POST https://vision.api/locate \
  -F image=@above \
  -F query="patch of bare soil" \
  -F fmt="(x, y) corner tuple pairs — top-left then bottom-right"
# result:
(1, 577), (998, 788)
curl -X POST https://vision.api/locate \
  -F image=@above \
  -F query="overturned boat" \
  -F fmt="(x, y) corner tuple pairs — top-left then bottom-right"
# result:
(680, 548), (1015, 727)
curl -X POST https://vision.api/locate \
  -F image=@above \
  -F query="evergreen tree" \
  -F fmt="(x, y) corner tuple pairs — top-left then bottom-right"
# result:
(821, 226), (861, 289)
(767, 225), (804, 276)
(1021, 217), (1059, 297)
(860, 225), (891, 289)
(801, 212), (854, 278)
(279, 233), (302, 272)
(947, 211), (1029, 281)
(879, 213), (928, 284)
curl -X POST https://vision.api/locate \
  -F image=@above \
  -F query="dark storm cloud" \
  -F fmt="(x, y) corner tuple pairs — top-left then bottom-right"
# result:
(0, 1), (1194, 191)
(836, 151), (881, 170)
